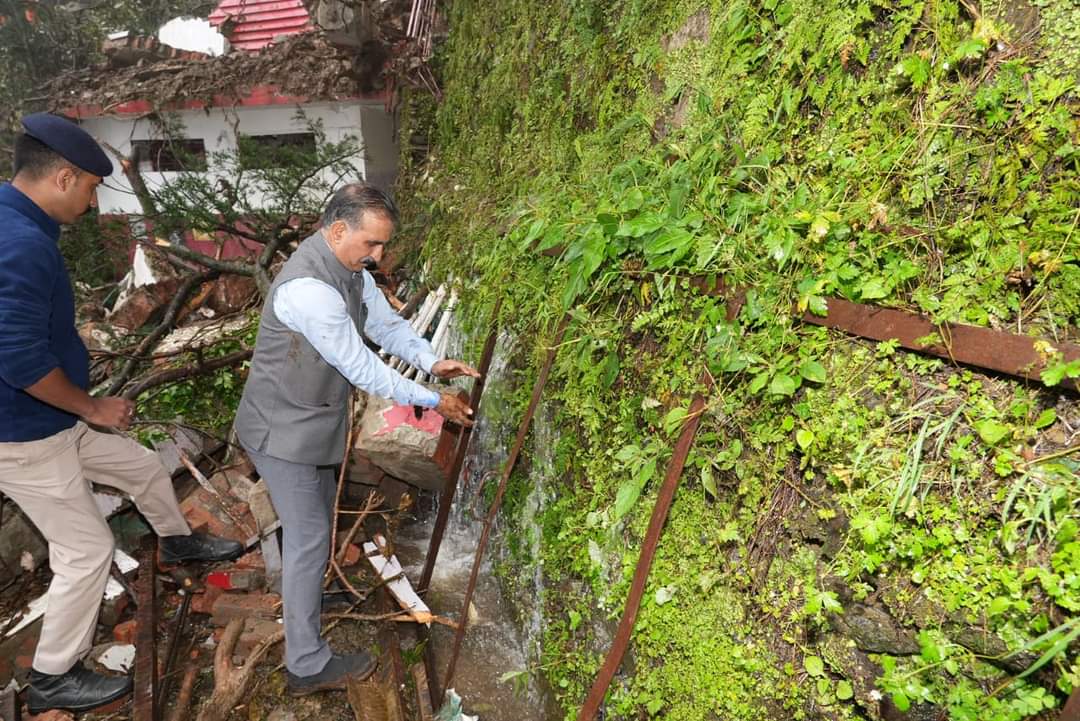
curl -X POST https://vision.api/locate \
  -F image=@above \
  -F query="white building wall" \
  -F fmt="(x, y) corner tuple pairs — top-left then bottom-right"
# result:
(81, 101), (397, 215)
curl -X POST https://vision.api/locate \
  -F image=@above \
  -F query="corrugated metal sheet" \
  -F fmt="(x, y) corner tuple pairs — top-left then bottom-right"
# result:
(209, 0), (312, 51)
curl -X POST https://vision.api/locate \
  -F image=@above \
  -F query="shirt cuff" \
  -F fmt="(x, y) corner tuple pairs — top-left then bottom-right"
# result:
(416, 387), (441, 409)
(415, 351), (440, 375)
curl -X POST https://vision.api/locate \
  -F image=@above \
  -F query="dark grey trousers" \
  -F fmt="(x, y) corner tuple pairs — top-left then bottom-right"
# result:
(242, 442), (336, 677)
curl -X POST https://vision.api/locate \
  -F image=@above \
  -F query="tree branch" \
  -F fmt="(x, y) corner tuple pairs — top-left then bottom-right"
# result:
(122, 348), (252, 400)
(101, 270), (219, 396)
(141, 240), (257, 277)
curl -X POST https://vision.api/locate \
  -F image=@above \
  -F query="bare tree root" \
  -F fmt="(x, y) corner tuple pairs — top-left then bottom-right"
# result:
(165, 662), (199, 721)
(194, 618), (284, 721)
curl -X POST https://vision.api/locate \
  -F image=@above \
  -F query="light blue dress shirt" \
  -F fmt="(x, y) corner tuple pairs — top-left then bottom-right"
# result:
(273, 272), (441, 408)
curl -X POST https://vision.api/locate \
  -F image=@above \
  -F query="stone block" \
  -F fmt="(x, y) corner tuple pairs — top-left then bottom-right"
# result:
(355, 388), (466, 490)
(210, 592), (280, 626)
(234, 550), (266, 571)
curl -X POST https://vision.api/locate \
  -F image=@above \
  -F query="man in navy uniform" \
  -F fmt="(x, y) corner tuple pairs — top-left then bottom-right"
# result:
(0, 113), (244, 714)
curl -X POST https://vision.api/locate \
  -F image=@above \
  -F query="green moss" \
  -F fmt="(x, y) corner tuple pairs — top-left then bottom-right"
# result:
(397, 0), (1080, 718)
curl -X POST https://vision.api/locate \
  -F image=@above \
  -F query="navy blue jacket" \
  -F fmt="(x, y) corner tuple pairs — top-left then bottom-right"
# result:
(0, 183), (89, 441)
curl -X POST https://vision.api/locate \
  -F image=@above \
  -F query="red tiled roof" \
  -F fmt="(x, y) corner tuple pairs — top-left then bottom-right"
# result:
(209, 0), (312, 51)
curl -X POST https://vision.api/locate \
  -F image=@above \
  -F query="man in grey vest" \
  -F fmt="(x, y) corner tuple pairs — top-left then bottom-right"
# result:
(234, 183), (477, 695)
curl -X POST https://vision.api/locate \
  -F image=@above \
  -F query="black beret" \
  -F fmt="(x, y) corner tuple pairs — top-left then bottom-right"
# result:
(21, 112), (113, 177)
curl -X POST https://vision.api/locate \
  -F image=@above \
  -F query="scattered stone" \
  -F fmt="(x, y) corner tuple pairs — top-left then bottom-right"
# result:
(24, 710), (75, 721)
(0, 506), (48, 587)
(831, 603), (920, 656)
(266, 710), (298, 721)
(97, 590), (128, 629)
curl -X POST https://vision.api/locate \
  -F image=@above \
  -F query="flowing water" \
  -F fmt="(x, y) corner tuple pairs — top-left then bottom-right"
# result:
(394, 331), (560, 721)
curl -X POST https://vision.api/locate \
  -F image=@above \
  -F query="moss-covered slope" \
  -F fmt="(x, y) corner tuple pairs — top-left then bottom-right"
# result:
(397, 1), (1080, 719)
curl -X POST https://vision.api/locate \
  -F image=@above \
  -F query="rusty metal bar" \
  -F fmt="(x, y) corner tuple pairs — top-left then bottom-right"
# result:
(577, 371), (712, 721)
(441, 313), (572, 703)
(133, 534), (158, 721)
(157, 591), (192, 707)
(1060, 688), (1080, 721)
(418, 302), (501, 593)
(416, 304), (502, 709)
(798, 297), (1080, 392)
(378, 587), (408, 716)
(695, 275), (1080, 391)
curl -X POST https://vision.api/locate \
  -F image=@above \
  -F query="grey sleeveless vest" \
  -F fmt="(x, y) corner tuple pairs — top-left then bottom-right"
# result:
(234, 232), (368, 465)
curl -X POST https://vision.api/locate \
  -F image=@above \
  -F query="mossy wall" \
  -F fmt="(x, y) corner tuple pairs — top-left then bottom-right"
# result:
(396, 1), (1080, 719)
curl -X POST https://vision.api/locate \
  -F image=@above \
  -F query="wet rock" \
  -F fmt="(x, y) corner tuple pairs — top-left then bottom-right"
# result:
(356, 386), (461, 490)
(880, 697), (947, 721)
(831, 603), (920, 655)
(661, 8), (711, 52)
(819, 633), (885, 721)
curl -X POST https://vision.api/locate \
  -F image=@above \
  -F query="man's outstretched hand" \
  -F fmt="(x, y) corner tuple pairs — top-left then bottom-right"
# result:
(436, 391), (475, 427)
(431, 359), (481, 380)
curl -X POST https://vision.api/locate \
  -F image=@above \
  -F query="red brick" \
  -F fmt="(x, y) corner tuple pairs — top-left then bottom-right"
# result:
(25, 710), (75, 721)
(113, 620), (138, 645)
(234, 550), (265, 571)
(342, 543), (362, 567)
(206, 569), (264, 592)
(210, 592), (280, 626)
(190, 584), (224, 615)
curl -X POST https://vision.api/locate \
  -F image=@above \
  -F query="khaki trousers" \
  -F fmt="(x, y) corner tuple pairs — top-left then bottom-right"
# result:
(0, 422), (189, 674)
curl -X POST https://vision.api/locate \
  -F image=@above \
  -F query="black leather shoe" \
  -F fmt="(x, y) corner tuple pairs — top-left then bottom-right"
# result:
(159, 531), (244, 565)
(28, 664), (133, 713)
(286, 651), (378, 696)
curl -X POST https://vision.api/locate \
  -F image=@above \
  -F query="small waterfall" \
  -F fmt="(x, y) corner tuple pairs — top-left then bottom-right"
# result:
(394, 324), (557, 720)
